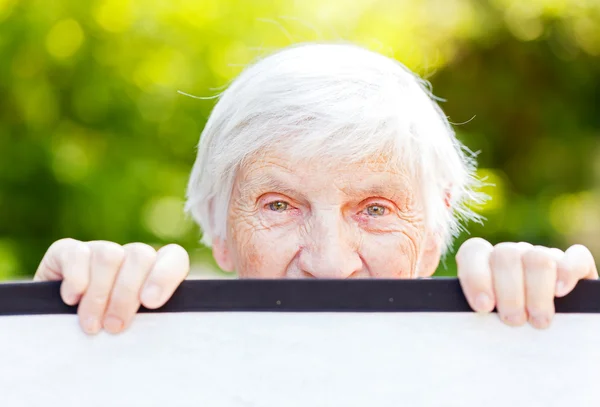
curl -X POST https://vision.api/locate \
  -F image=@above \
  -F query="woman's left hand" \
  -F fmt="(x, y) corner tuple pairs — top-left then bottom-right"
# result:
(455, 238), (598, 329)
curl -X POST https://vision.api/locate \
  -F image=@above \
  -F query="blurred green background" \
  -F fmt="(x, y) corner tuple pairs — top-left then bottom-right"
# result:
(0, 0), (599, 280)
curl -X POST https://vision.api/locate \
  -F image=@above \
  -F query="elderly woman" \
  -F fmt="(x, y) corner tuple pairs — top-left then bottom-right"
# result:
(34, 43), (597, 335)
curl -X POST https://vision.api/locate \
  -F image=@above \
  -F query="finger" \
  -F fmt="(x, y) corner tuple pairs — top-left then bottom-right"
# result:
(556, 244), (599, 297)
(544, 247), (564, 261)
(103, 243), (157, 334)
(140, 244), (190, 309)
(456, 238), (495, 313)
(34, 238), (91, 306)
(77, 241), (125, 335)
(523, 248), (557, 329)
(490, 242), (531, 326)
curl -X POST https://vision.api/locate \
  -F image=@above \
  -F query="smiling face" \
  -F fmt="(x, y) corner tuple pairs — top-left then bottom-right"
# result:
(211, 148), (444, 279)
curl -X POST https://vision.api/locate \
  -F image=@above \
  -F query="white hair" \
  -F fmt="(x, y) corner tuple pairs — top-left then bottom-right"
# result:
(185, 42), (484, 255)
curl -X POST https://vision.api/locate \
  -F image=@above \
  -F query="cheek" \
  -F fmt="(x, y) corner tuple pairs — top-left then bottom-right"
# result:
(359, 227), (422, 278)
(231, 223), (301, 278)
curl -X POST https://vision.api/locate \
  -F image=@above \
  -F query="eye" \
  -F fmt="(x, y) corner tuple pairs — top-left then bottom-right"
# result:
(365, 204), (386, 217)
(268, 201), (289, 212)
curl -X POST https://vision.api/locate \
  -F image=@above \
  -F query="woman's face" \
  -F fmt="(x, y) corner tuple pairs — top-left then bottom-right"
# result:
(212, 149), (443, 279)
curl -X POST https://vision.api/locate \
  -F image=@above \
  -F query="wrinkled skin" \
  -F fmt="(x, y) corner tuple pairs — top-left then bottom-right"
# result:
(34, 150), (598, 335)
(213, 154), (440, 279)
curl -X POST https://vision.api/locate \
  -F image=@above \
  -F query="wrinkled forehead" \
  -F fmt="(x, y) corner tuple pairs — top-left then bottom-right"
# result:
(234, 145), (420, 200)
(240, 144), (407, 176)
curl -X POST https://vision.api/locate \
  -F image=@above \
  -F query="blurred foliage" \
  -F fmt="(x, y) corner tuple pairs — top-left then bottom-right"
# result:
(0, 0), (599, 279)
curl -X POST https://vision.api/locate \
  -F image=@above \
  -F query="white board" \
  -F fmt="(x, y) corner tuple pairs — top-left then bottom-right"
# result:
(0, 280), (598, 407)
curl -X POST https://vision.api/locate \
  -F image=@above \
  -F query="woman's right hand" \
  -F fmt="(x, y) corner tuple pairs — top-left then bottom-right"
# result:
(34, 238), (190, 335)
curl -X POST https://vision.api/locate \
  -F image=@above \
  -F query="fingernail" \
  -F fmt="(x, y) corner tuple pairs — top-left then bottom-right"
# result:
(83, 317), (100, 335)
(475, 293), (491, 311)
(555, 280), (566, 295)
(502, 313), (525, 326)
(103, 315), (124, 334)
(62, 291), (80, 306)
(530, 315), (550, 329)
(141, 283), (161, 306)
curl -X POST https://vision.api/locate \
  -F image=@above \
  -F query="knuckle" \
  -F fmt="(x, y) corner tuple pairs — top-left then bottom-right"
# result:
(568, 244), (593, 260)
(160, 243), (189, 258)
(516, 242), (534, 252)
(91, 241), (125, 268)
(547, 248), (564, 261)
(57, 240), (91, 266)
(562, 244), (597, 279)
(493, 241), (518, 252)
(456, 238), (492, 264)
(570, 243), (590, 253)
(523, 248), (555, 271)
(161, 244), (191, 275)
(53, 237), (79, 248)
(490, 244), (522, 268)
(123, 242), (157, 264)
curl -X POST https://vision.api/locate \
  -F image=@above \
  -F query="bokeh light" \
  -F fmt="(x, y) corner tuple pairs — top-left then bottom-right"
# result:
(0, 0), (599, 279)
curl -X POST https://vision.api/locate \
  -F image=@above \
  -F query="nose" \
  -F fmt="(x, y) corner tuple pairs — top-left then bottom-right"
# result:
(297, 211), (363, 279)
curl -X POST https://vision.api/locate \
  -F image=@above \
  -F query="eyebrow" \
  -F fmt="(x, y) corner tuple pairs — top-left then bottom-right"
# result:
(240, 175), (303, 200)
(241, 172), (411, 203)
(341, 184), (408, 199)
